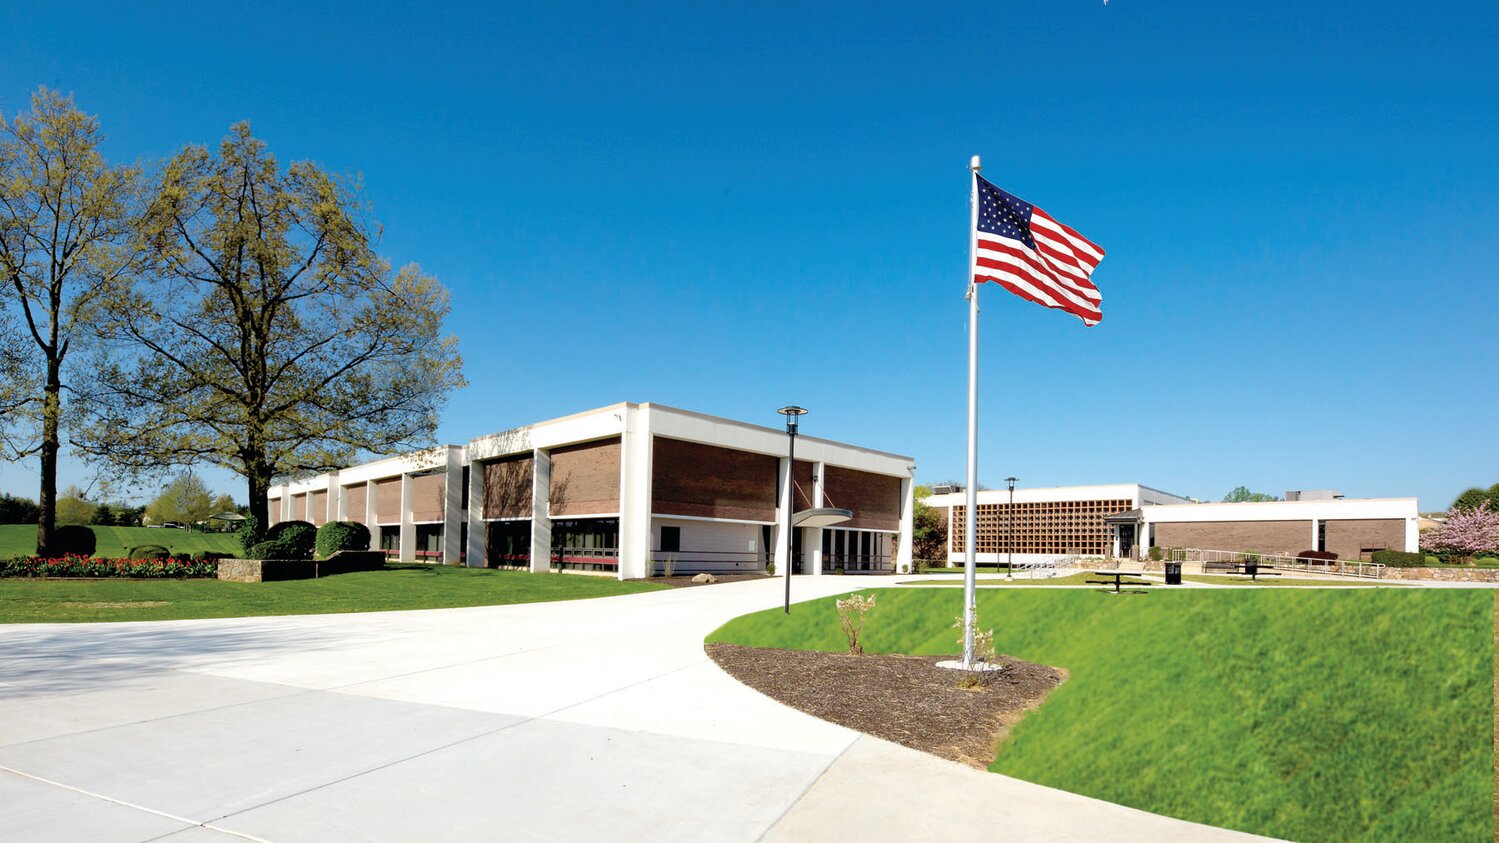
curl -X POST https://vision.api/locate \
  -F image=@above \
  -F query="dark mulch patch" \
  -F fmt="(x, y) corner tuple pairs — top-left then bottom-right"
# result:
(707, 643), (1066, 768)
(626, 573), (770, 588)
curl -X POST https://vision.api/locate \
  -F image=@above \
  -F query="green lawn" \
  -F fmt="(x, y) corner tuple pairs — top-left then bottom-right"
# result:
(707, 588), (1492, 843)
(0, 524), (242, 559)
(0, 564), (668, 623)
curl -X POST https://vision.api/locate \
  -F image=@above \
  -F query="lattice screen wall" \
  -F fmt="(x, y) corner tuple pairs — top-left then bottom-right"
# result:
(950, 498), (1132, 556)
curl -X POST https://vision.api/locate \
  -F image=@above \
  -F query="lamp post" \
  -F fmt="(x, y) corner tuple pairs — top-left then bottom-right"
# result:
(778, 405), (807, 614)
(1005, 476), (1017, 579)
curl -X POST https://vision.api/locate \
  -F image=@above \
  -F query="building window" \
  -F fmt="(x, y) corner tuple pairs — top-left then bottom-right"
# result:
(1317, 520), (1327, 553)
(486, 520), (530, 567)
(379, 526), (400, 556)
(415, 524), (443, 561)
(660, 525), (681, 554)
(551, 518), (619, 567)
(822, 528), (890, 572)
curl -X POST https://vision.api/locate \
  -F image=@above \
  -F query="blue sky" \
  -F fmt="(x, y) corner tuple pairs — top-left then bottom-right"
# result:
(1, 0), (1495, 510)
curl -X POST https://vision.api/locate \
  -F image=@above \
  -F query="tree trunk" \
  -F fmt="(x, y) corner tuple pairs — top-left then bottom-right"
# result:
(245, 457), (272, 543)
(35, 361), (61, 556)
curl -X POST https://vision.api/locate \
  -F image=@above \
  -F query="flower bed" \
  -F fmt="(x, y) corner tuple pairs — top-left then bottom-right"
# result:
(0, 554), (218, 579)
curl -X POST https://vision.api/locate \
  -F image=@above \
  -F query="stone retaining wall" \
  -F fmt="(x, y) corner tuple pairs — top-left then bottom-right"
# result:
(217, 552), (387, 583)
(1379, 567), (1499, 583)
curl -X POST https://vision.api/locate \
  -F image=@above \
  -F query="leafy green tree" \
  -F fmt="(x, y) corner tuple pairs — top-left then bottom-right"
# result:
(82, 124), (464, 530)
(1222, 486), (1280, 503)
(114, 503), (144, 527)
(1452, 485), (1499, 512)
(0, 493), (40, 524)
(145, 473), (214, 526)
(54, 485), (97, 525)
(90, 502), (116, 525)
(0, 88), (139, 555)
(912, 484), (948, 562)
(0, 320), (34, 457)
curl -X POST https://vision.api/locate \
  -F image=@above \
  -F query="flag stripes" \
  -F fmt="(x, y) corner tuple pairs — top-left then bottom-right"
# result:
(972, 175), (1105, 326)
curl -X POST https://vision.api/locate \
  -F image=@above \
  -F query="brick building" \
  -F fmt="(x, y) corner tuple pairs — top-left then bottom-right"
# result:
(266, 403), (916, 580)
(924, 484), (1418, 564)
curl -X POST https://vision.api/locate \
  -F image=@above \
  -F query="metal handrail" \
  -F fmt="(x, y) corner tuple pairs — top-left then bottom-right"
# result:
(1161, 547), (1385, 579)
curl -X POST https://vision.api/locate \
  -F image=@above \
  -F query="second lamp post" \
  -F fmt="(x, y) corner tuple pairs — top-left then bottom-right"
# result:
(778, 405), (807, 613)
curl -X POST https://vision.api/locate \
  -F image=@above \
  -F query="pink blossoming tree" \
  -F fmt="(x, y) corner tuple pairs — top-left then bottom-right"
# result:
(1421, 502), (1499, 558)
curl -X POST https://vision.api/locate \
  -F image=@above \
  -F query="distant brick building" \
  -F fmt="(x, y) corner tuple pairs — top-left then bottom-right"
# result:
(924, 484), (1417, 563)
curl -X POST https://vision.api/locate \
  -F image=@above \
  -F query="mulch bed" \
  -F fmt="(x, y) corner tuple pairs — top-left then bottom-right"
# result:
(707, 643), (1066, 768)
(627, 573), (771, 588)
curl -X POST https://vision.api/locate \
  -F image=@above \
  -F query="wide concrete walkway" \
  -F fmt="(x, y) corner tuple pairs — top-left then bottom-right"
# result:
(0, 577), (1273, 842)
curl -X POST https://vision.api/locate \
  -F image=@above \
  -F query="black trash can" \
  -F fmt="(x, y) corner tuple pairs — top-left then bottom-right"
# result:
(1163, 562), (1182, 585)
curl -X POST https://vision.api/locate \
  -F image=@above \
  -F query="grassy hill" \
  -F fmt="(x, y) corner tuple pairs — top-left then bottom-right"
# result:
(709, 588), (1492, 843)
(0, 524), (241, 559)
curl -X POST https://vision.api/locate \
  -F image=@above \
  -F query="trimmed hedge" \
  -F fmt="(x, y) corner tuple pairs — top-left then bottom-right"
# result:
(255, 520), (316, 560)
(1297, 550), (1339, 564)
(1, 554), (217, 578)
(54, 524), (97, 557)
(127, 544), (172, 560)
(1371, 549), (1425, 567)
(315, 521), (371, 559)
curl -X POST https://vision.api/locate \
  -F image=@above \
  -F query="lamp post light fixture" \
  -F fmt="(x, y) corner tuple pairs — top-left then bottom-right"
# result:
(1005, 476), (1018, 579)
(778, 405), (808, 614)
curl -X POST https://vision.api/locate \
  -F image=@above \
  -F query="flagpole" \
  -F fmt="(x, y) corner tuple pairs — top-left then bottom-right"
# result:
(963, 154), (981, 669)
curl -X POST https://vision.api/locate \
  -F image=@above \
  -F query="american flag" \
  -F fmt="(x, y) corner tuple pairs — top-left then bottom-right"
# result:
(972, 174), (1105, 326)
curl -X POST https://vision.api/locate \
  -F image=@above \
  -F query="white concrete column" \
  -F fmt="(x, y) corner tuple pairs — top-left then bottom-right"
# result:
(1311, 519), (1320, 552)
(467, 459), (487, 568)
(442, 447), (464, 566)
(809, 461), (827, 575)
(398, 474), (415, 563)
(530, 448), (552, 573)
(616, 406), (653, 580)
(364, 479), (378, 539)
(897, 475), (915, 574)
(773, 457), (792, 578)
(326, 472), (340, 523)
(1405, 516), (1419, 553)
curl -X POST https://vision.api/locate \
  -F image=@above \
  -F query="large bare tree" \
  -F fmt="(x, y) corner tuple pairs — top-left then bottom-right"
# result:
(82, 123), (464, 533)
(0, 88), (137, 554)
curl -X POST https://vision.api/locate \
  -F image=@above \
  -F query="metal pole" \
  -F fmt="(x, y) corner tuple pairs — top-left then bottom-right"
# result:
(784, 425), (795, 614)
(1007, 478), (1015, 580)
(962, 155), (981, 669)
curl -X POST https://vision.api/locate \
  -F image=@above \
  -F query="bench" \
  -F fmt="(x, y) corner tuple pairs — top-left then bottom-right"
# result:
(1086, 570), (1152, 594)
(1218, 564), (1281, 582)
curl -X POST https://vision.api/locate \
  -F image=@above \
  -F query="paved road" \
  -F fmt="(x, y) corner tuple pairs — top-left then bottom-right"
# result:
(0, 577), (1273, 842)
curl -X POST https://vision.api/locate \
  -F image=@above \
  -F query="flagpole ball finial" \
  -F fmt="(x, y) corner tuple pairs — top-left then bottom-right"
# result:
(970, 155), (981, 172)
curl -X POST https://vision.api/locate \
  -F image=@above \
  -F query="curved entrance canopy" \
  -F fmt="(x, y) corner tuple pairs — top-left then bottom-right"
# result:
(791, 507), (853, 528)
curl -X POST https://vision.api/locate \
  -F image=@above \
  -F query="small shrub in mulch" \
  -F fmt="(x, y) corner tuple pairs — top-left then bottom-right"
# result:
(706, 643), (1065, 768)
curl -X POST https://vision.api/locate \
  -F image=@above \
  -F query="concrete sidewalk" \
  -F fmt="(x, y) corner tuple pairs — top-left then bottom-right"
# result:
(0, 577), (1274, 842)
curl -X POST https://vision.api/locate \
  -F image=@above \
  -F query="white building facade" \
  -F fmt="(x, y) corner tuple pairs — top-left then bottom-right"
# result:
(266, 403), (916, 581)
